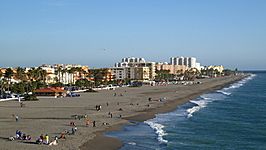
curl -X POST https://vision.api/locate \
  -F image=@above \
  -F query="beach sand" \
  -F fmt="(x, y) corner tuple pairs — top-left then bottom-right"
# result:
(0, 75), (246, 150)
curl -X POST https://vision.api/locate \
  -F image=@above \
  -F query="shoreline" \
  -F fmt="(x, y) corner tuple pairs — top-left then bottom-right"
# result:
(80, 75), (248, 150)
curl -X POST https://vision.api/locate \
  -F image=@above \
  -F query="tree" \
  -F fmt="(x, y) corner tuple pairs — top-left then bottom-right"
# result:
(75, 79), (90, 88)
(11, 82), (26, 94)
(40, 69), (47, 84)
(0, 70), (3, 79)
(25, 68), (47, 93)
(4, 68), (14, 92)
(0, 71), (3, 95)
(15, 67), (27, 81)
(155, 70), (172, 81)
(184, 68), (199, 81)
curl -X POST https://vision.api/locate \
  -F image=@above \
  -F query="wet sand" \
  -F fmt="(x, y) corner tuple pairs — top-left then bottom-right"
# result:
(0, 75), (247, 150)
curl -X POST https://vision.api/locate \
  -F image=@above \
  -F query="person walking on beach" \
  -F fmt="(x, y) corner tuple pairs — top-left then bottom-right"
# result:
(15, 115), (19, 122)
(71, 128), (75, 135)
(93, 121), (96, 127)
(108, 112), (113, 118)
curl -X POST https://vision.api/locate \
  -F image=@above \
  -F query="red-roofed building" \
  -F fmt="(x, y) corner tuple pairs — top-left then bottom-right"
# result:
(34, 87), (66, 97)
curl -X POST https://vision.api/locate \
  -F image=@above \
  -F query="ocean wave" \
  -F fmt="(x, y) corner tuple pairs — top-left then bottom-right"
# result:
(228, 74), (256, 89)
(187, 100), (207, 118)
(200, 95), (211, 100)
(190, 100), (207, 107)
(128, 142), (137, 146)
(144, 121), (168, 143)
(217, 90), (231, 95)
(187, 74), (256, 118)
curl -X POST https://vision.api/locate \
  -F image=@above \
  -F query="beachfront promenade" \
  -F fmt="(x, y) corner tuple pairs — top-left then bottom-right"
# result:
(0, 75), (246, 150)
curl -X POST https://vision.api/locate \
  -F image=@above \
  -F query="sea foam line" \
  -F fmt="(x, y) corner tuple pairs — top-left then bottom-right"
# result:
(217, 74), (256, 95)
(144, 121), (168, 143)
(187, 74), (255, 118)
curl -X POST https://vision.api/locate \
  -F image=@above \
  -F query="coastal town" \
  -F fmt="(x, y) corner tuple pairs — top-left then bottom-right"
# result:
(0, 56), (227, 100)
(1, 0), (264, 149)
(0, 56), (242, 150)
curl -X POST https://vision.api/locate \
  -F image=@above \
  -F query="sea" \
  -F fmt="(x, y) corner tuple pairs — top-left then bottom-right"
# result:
(106, 72), (266, 150)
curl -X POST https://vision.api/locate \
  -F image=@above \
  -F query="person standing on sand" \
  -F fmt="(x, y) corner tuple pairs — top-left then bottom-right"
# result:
(71, 128), (75, 135)
(45, 134), (49, 144)
(93, 121), (96, 127)
(15, 115), (18, 122)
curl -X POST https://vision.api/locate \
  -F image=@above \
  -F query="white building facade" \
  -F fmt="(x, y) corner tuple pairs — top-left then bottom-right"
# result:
(170, 56), (200, 69)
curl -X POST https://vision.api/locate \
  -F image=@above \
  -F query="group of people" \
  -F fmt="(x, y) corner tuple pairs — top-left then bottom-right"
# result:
(72, 114), (88, 120)
(69, 121), (78, 135)
(36, 134), (50, 145)
(95, 105), (102, 111)
(9, 130), (31, 141)
(10, 131), (60, 146)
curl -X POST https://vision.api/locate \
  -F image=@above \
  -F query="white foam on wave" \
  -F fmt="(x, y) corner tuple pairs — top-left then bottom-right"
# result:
(128, 142), (136, 146)
(217, 90), (231, 95)
(218, 74), (256, 95)
(230, 74), (256, 89)
(186, 74), (256, 118)
(200, 95), (211, 100)
(144, 121), (168, 143)
(187, 100), (208, 118)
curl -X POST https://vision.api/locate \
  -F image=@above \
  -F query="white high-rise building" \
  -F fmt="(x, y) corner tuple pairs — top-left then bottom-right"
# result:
(170, 56), (198, 68)
(178, 57), (184, 65)
(188, 57), (196, 68)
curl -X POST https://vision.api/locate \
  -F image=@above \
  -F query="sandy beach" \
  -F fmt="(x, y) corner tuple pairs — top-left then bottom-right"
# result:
(0, 75), (247, 150)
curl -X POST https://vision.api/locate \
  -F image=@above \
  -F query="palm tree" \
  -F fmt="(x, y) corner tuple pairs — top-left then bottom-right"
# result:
(75, 67), (83, 78)
(40, 69), (47, 84)
(0, 70), (3, 79)
(0, 71), (3, 96)
(15, 67), (27, 81)
(4, 68), (14, 92)
(26, 67), (42, 92)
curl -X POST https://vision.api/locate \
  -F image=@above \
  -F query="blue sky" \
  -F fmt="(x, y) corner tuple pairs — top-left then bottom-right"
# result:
(0, 0), (265, 70)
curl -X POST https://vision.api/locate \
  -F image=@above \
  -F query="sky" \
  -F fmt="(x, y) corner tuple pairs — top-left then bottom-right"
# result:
(0, 0), (266, 70)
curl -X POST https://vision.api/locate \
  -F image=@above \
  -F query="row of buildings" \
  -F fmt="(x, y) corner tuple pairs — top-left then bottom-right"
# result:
(112, 56), (207, 81)
(0, 56), (225, 84)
